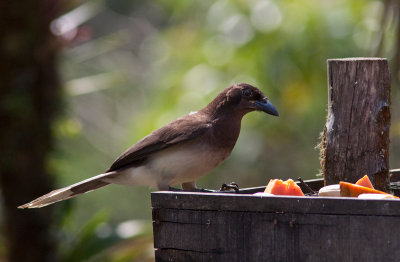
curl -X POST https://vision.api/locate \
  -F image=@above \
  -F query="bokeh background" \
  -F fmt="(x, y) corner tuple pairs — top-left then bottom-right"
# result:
(2, 0), (400, 261)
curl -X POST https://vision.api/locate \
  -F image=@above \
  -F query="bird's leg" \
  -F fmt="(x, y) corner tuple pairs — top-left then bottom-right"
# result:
(181, 181), (196, 191)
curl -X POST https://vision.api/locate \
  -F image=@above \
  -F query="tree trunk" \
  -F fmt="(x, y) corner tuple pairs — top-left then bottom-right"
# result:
(320, 58), (391, 192)
(0, 1), (63, 261)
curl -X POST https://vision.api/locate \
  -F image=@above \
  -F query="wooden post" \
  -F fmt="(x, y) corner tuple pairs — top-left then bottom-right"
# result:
(320, 58), (391, 191)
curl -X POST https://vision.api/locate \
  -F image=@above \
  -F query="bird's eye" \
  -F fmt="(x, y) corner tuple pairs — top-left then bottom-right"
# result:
(243, 89), (252, 97)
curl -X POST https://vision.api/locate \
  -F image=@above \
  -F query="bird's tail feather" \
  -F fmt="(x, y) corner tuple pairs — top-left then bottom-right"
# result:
(18, 172), (117, 209)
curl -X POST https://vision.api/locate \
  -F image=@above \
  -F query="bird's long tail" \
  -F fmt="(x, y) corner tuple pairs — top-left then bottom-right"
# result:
(18, 172), (117, 209)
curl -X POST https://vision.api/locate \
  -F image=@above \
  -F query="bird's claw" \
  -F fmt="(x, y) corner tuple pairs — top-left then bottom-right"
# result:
(169, 184), (240, 193)
(219, 182), (240, 193)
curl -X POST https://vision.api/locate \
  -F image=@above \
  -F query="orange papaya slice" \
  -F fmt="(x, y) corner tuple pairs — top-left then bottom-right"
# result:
(355, 175), (374, 189)
(264, 179), (304, 196)
(340, 182), (393, 197)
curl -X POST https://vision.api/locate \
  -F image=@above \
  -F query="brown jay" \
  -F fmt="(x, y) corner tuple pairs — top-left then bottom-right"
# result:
(18, 83), (278, 208)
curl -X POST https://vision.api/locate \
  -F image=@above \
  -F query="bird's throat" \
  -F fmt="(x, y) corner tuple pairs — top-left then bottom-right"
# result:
(212, 116), (242, 150)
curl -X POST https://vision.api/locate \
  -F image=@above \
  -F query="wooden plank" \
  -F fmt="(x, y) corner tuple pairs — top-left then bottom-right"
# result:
(320, 58), (391, 191)
(151, 191), (400, 216)
(155, 249), (225, 262)
(153, 208), (400, 262)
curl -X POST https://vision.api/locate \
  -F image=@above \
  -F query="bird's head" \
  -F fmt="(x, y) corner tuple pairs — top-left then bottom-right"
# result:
(203, 83), (279, 118)
(234, 83), (279, 116)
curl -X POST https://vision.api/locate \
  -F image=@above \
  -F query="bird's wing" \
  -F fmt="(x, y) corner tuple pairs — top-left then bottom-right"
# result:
(106, 115), (212, 172)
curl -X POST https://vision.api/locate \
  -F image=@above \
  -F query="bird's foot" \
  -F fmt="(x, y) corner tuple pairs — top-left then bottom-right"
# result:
(219, 182), (240, 193)
(168, 183), (240, 193)
(192, 182), (240, 193)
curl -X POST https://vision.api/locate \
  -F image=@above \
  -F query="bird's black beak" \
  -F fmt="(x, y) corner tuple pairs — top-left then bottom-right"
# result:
(254, 99), (279, 116)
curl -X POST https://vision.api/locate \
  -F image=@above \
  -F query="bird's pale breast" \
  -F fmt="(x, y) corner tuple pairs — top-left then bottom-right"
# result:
(105, 138), (231, 189)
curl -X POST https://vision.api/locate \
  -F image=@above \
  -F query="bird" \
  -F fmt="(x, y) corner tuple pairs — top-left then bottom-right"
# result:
(18, 83), (278, 209)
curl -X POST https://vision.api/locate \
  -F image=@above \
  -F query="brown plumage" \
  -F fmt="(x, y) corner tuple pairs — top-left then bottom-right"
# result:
(18, 83), (278, 209)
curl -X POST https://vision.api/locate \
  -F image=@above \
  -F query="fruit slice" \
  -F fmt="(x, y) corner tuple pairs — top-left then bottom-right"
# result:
(264, 179), (304, 196)
(358, 193), (397, 199)
(355, 175), (374, 189)
(340, 182), (392, 197)
(318, 184), (341, 197)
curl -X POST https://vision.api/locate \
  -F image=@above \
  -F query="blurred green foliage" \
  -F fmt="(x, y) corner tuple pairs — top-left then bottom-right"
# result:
(41, 0), (400, 260)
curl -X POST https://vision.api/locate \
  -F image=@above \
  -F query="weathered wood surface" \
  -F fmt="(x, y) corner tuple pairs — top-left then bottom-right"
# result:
(152, 191), (400, 216)
(152, 192), (400, 262)
(320, 58), (391, 191)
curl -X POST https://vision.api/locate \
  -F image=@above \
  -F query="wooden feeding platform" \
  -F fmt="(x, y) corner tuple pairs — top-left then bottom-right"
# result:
(151, 58), (396, 261)
(152, 176), (400, 262)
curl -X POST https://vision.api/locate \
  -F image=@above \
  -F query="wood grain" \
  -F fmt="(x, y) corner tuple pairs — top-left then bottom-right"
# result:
(320, 58), (391, 191)
(152, 192), (400, 262)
